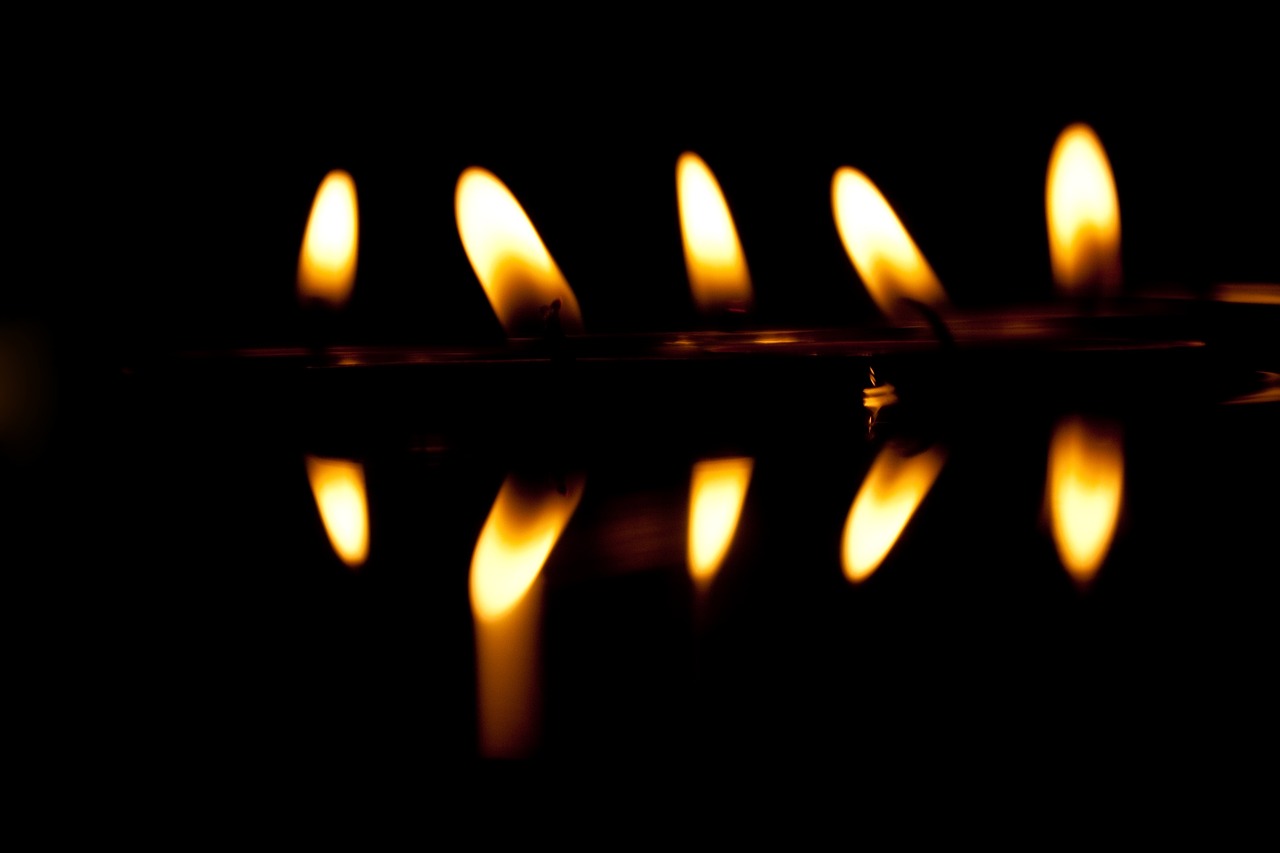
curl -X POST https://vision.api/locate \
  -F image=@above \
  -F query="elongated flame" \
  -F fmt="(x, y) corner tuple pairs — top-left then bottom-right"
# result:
(297, 170), (359, 309)
(1046, 124), (1121, 295)
(1047, 416), (1123, 586)
(455, 168), (584, 336)
(842, 443), (946, 583)
(305, 455), (369, 568)
(832, 167), (948, 322)
(688, 457), (754, 588)
(470, 474), (584, 623)
(678, 153), (753, 315)
(471, 474), (583, 759)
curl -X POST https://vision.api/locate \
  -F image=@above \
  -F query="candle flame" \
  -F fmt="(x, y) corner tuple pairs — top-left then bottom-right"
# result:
(832, 167), (949, 322)
(471, 474), (583, 759)
(1046, 124), (1121, 295)
(297, 170), (359, 309)
(842, 443), (946, 583)
(305, 455), (369, 568)
(455, 168), (584, 336)
(687, 456), (754, 588)
(678, 152), (753, 315)
(1047, 416), (1124, 586)
(470, 474), (584, 623)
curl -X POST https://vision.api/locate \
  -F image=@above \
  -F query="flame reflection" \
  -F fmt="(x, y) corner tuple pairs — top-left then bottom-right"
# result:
(1047, 416), (1124, 586)
(305, 455), (369, 569)
(1046, 124), (1121, 295)
(688, 457), (754, 589)
(297, 170), (359, 309)
(832, 167), (949, 322)
(842, 443), (946, 583)
(678, 152), (753, 315)
(455, 168), (584, 337)
(471, 474), (584, 759)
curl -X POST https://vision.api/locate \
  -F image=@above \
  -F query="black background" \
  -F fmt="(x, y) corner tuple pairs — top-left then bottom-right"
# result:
(8, 16), (1279, 776)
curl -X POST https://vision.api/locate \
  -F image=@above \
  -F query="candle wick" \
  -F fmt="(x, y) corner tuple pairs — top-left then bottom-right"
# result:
(539, 298), (570, 361)
(902, 298), (954, 349)
(540, 299), (563, 340)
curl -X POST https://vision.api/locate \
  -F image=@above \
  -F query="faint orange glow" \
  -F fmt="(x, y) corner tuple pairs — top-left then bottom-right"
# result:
(1046, 416), (1124, 586)
(1046, 124), (1121, 295)
(455, 168), (584, 336)
(678, 152), (753, 315)
(1213, 283), (1280, 305)
(842, 443), (946, 583)
(297, 170), (359, 308)
(471, 474), (584, 759)
(687, 457), (754, 588)
(832, 167), (949, 322)
(305, 455), (369, 568)
(1225, 372), (1280, 405)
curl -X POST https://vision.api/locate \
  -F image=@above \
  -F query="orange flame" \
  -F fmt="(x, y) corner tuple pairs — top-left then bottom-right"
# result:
(678, 153), (753, 315)
(455, 168), (584, 337)
(305, 455), (369, 568)
(1047, 416), (1124, 586)
(842, 443), (946, 583)
(832, 167), (949, 322)
(471, 474), (583, 759)
(470, 474), (584, 622)
(1046, 124), (1121, 295)
(687, 457), (754, 589)
(297, 170), (359, 309)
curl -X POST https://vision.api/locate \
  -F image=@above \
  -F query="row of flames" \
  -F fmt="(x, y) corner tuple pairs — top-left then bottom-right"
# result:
(299, 123), (1120, 326)
(297, 122), (1126, 757)
(306, 427), (1122, 757)
(307, 429), (1121, 588)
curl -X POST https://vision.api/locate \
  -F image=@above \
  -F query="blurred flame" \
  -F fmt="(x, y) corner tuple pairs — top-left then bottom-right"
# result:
(471, 474), (584, 623)
(297, 170), (359, 308)
(1047, 416), (1124, 586)
(455, 168), (584, 336)
(305, 455), (369, 568)
(842, 443), (946, 583)
(688, 457), (754, 588)
(1046, 124), (1121, 295)
(471, 474), (583, 759)
(678, 152), (753, 315)
(832, 167), (949, 322)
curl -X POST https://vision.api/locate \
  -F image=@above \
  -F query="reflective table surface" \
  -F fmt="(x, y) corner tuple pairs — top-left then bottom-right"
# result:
(57, 336), (1278, 767)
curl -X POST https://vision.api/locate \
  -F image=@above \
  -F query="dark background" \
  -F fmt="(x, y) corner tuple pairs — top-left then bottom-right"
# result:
(7, 17), (1278, 775)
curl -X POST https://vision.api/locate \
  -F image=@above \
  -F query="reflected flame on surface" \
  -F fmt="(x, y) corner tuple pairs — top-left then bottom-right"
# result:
(1046, 124), (1121, 295)
(471, 474), (584, 759)
(832, 167), (948, 322)
(688, 457), (754, 588)
(678, 152), (753, 315)
(1047, 416), (1124, 586)
(470, 475), (584, 622)
(455, 167), (584, 336)
(305, 455), (369, 568)
(842, 443), (946, 583)
(297, 170), (359, 309)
